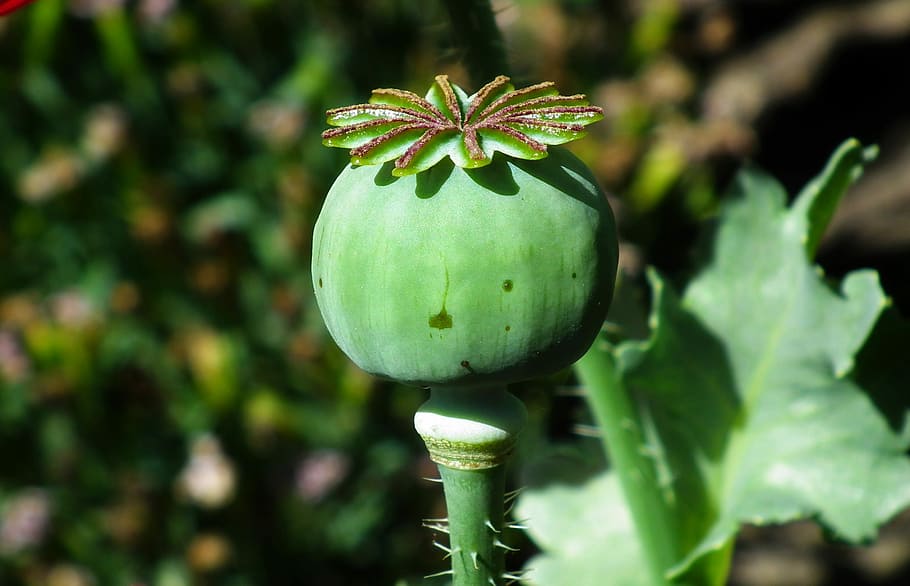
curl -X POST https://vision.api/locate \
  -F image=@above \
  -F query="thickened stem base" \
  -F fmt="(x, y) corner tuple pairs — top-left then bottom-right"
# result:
(415, 386), (527, 586)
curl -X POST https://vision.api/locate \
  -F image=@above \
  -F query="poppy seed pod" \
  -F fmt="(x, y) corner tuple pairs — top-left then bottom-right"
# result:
(311, 148), (617, 389)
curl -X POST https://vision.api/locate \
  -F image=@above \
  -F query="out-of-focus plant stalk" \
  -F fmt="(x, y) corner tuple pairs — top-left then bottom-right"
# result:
(95, 4), (158, 107)
(575, 337), (676, 586)
(24, 0), (63, 67)
(441, 0), (511, 85)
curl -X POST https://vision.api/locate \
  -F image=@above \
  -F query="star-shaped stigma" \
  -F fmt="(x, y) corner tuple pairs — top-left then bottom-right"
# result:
(322, 75), (604, 176)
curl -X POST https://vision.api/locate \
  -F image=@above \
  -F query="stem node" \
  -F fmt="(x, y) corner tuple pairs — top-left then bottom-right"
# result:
(415, 386), (527, 586)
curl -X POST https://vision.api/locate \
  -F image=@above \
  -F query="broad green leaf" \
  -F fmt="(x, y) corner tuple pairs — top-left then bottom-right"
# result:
(666, 141), (910, 575)
(520, 139), (910, 585)
(517, 471), (649, 586)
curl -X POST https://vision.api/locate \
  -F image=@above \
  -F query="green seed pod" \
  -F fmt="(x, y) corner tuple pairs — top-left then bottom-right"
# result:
(314, 74), (617, 392)
(312, 149), (617, 388)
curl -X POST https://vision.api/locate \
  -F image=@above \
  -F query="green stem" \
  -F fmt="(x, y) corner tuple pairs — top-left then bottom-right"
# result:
(25, 0), (64, 69)
(415, 386), (526, 586)
(438, 464), (508, 586)
(575, 337), (676, 586)
(95, 6), (158, 108)
(441, 0), (511, 85)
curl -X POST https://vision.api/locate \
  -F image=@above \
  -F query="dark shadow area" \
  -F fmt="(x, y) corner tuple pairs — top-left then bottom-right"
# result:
(853, 306), (910, 440)
(757, 36), (910, 196)
(465, 155), (519, 196)
(373, 161), (400, 186)
(414, 158), (454, 198)
(512, 148), (603, 208)
(628, 280), (741, 464)
(520, 442), (606, 489)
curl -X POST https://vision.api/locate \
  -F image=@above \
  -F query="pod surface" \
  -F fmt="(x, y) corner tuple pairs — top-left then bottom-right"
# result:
(312, 148), (618, 388)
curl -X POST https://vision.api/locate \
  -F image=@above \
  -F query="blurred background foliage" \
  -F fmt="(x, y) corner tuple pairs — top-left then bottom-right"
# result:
(1, 1), (909, 585)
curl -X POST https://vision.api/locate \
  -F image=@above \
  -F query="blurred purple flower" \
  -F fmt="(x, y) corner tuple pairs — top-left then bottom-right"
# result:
(0, 489), (51, 555)
(247, 100), (305, 150)
(295, 450), (350, 503)
(138, 0), (175, 24)
(51, 290), (97, 328)
(0, 329), (30, 383)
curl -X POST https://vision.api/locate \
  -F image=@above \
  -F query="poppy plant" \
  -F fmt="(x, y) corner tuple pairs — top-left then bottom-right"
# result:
(0, 0), (37, 17)
(313, 75), (617, 585)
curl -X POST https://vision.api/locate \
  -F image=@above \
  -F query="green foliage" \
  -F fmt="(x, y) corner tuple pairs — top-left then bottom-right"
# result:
(519, 472), (648, 585)
(1, 3), (444, 584)
(518, 140), (910, 585)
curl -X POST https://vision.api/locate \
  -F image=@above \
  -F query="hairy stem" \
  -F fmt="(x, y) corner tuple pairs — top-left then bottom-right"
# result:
(441, 0), (511, 85)
(415, 386), (526, 586)
(439, 465), (508, 586)
(575, 337), (676, 586)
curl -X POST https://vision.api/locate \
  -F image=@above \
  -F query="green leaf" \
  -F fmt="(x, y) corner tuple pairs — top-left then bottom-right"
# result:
(520, 140), (910, 585)
(666, 150), (909, 574)
(517, 471), (649, 586)
(791, 138), (878, 258)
